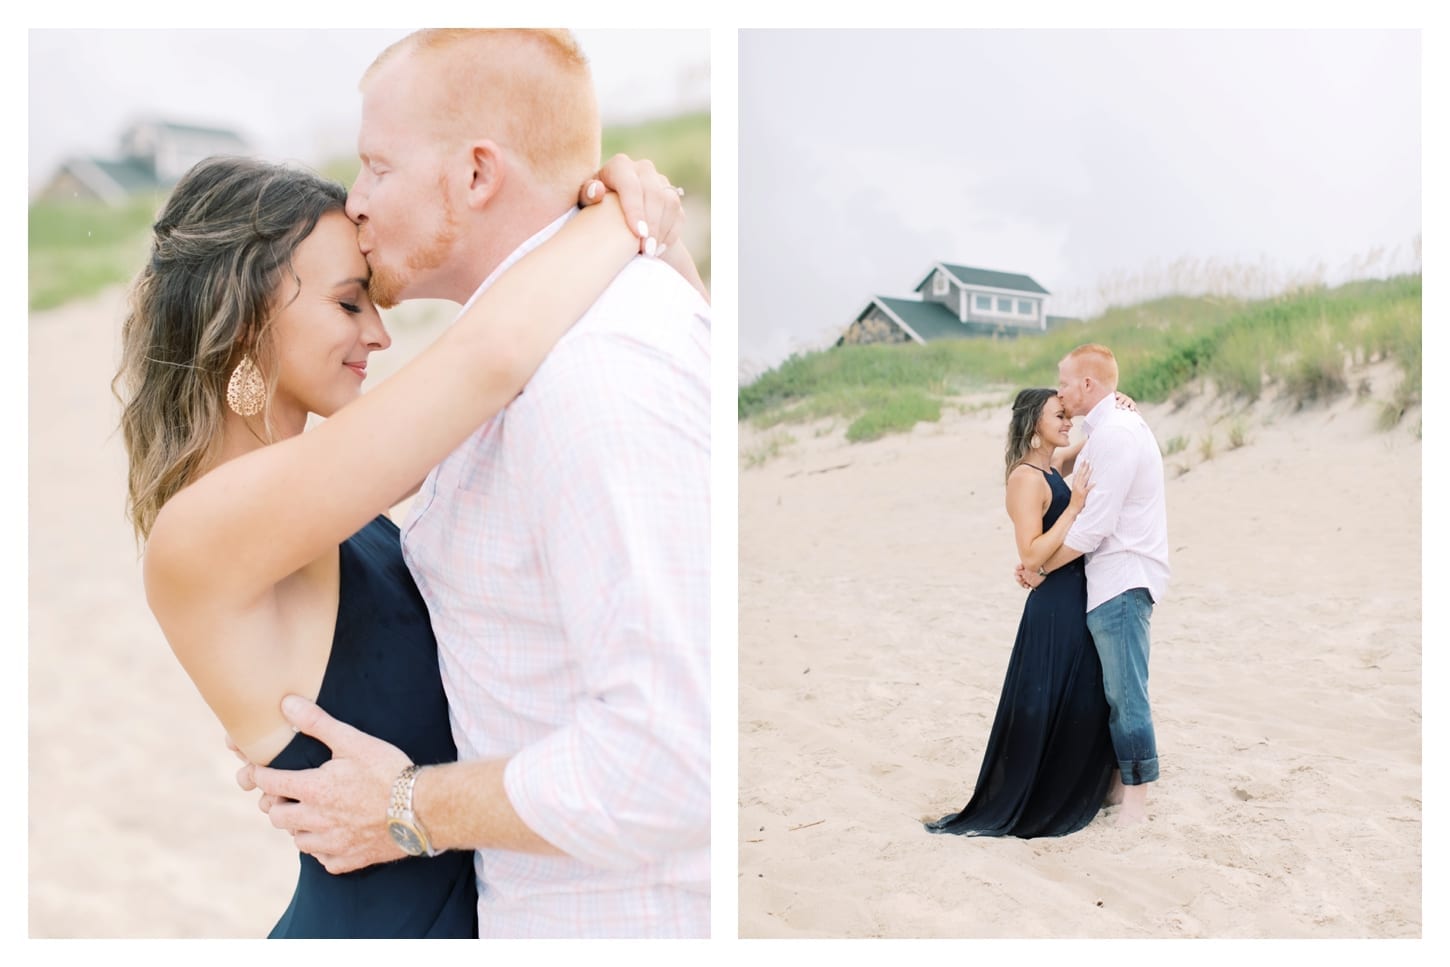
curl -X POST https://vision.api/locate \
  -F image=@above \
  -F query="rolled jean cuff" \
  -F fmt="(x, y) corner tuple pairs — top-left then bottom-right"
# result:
(1119, 756), (1159, 785)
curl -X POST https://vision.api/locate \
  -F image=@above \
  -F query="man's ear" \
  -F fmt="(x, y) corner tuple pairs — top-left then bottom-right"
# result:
(463, 140), (504, 210)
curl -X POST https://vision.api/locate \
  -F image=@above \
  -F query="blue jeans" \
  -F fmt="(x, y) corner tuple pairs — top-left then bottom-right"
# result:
(1086, 587), (1159, 784)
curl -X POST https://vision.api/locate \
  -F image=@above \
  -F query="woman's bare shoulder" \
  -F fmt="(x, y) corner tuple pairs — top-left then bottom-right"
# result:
(1005, 463), (1050, 502)
(1006, 462), (1048, 485)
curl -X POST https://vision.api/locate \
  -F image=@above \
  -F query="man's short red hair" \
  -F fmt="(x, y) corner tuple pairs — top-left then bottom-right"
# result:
(364, 29), (601, 193)
(1063, 343), (1119, 389)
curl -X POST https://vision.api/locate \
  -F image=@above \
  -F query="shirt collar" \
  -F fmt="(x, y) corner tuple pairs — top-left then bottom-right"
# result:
(1081, 392), (1117, 436)
(458, 207), (577, 314)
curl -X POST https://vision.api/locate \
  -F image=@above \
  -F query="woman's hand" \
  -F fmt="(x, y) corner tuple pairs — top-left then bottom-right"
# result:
(1114, 391), (1138, 412)
(1069, 461), (1094, 512)
(578, 154), (686, 257)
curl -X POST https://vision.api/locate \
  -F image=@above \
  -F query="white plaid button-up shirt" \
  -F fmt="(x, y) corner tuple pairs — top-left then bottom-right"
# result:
(400, 211), (711, 938)
(1063, 393), (1171, 611)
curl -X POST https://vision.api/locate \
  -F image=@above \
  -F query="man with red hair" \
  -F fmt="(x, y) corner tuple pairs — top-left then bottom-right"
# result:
(247, 29), (711, 938)
(1025, 343), (1170, 826)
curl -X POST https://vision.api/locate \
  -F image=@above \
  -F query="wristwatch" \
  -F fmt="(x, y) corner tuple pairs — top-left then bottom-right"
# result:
(1037, 564), (1049, 577)
(386, 764), (437, 857)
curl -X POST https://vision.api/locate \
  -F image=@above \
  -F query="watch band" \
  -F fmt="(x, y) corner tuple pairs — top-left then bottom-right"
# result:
(387, 763), (437, 857)
(390, 763), (423, 816)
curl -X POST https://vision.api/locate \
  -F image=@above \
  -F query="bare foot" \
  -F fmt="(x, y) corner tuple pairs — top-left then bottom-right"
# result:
(1115, 783), (1149, 826)
(1103, 770), (1125, 806)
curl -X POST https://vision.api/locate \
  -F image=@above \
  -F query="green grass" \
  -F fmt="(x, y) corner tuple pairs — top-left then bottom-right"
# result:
(28, 193), (165, 311)
(29, 111), (711, 313)
(601, 110), (710, 201)
(1279, 327), (1350, 406)
(844, 389), (941, 442)
(741, 274), (1422, 444)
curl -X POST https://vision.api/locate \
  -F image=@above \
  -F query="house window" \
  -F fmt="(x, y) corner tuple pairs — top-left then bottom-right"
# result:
(975, 295), (992, 311)
(997, 297), (1013, 312)
(933, 271), (948, 296)
(1018, 300), (1035, 316)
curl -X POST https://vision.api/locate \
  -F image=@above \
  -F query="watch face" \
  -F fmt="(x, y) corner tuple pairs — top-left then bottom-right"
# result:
(387, 820), (426, 856)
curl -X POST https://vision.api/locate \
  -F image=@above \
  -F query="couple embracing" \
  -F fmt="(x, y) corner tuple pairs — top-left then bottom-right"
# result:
(117, 29), (709, 938)
(927, 344), (1170, 838)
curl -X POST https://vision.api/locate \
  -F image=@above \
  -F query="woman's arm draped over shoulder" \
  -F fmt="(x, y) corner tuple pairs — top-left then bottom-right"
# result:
(146, 197), (638, 606)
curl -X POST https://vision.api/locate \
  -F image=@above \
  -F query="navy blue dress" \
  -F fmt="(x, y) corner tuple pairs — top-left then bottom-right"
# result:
(267, 516), (477, 938)
(925, 467), (1116, 838)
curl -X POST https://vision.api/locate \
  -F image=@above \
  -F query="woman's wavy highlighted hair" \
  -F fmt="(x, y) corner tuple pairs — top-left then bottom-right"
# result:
(1004, 388), (1060, 484)
(113, 156), (346, 542)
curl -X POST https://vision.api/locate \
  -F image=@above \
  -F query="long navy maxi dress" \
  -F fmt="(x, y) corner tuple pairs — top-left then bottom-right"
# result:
(925, 467), (1116, 838)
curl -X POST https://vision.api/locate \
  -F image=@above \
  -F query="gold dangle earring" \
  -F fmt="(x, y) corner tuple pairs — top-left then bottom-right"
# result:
(226, 355), (266, 416)
(1030, 433), (1041, 450)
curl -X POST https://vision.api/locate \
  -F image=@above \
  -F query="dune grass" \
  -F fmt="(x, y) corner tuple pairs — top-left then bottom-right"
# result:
(29, 111), (711, 313)
(741, 430), (797, 469)
(28, 193), (164, 312)
(740, 274), (1421, 443)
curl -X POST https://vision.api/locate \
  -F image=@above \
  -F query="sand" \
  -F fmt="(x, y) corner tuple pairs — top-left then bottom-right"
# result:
(738, 369), (1423, 939)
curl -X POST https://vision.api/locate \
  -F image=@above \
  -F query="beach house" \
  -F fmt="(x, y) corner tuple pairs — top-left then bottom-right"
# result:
(840, 263), (1067, 346)
(37, 119), (252, 206)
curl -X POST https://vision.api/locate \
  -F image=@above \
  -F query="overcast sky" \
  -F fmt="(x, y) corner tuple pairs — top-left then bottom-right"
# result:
(738, 29), (1422, 379)
(28, 28), (710, 195)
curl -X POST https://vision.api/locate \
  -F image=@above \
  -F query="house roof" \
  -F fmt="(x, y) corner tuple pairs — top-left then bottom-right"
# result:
(128, 118), (249, 144)
(47, 156), (160, 204)
(918, 263), (1050, 296)
(868, 297), (1027, 343)
(89, 158), (163, 193)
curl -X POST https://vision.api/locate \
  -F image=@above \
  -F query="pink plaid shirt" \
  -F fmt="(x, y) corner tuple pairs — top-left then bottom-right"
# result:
(400, 212), (711, 938)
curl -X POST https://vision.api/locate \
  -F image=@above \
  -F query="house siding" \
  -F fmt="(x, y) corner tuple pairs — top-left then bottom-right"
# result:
(964, 286), (1042, 330)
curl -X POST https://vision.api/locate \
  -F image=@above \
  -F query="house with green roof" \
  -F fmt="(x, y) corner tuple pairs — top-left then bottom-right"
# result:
(38, 119), (252, 205)
(840, 262), (1071, 346)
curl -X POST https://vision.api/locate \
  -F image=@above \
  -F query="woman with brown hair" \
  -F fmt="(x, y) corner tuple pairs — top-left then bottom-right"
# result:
(114, 153), (699, 936)
(924, 388), (1118, 838)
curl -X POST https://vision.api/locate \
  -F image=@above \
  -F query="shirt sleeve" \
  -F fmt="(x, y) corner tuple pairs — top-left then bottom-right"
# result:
(501, 325), (711, 871)
(1064, 423), (1136, 556)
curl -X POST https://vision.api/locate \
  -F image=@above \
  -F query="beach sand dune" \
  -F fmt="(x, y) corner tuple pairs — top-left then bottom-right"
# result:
(739, 376), (1421, 938)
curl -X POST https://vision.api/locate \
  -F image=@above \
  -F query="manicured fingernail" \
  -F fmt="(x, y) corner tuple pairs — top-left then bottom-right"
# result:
(586, 181), (599, 200)
(657, 243), (669, 257)
(644, 236), (657, 257)
(636, 220), (649, 239)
